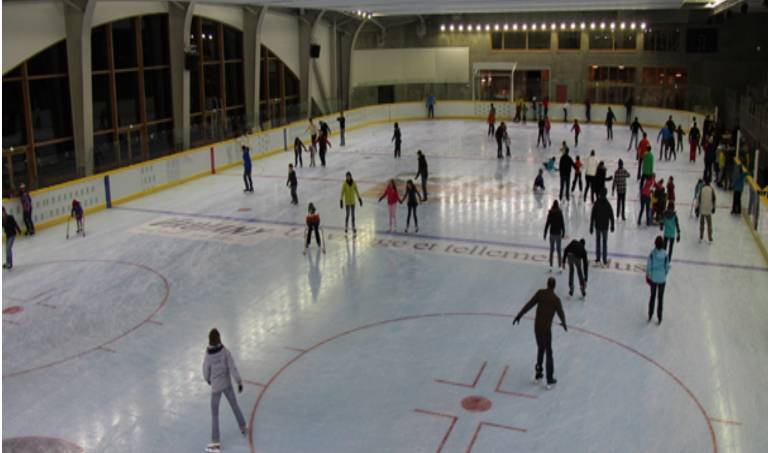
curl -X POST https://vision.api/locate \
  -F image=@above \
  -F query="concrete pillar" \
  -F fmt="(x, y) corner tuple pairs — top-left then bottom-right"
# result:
(347, 21), (366, 109)
(299, 14), (312, 118)
(243, 6), (267, 131)
(169, 1), (195, 150)
(64, 0), (96, 176)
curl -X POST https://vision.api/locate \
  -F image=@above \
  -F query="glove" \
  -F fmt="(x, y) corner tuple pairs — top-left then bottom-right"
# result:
(611, 226), (614, 233)
(512, 317), (520, 325)
(340, 200), (343, 209)
(590, 227), (594, 234)
(544, 234), (547, 240)
(562, 323), (568, 332)
(677, 236), (681, 243)
(238, 383), (243, 393)
(359, 199), (363, 207)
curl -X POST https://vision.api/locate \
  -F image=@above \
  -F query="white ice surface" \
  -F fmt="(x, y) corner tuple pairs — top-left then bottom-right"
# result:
(3, 120), (768, 453)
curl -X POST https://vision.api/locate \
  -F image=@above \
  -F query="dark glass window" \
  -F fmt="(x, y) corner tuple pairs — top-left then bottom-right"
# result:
(94, 132), (118, 171)
(35, 140), (77, 186)
(491, 32), (503, 50)
(144, 69), (172, 120)
(268, 60), (279, 98)
(115, 72), (140, 126)
(224, 26), (242, 60)
(686, 29), (718, 53)
(225, 63), (243, 106)
(190, 67), (201, 113)
(147, 122), (174, 158)
(589, 32), (613, 50)
(201, 20), (220, 61)
(92, 25), (110, 71)
(558, 31), (580, 49)
(504, 32), (526, 49)
(644, 28), (680, 52)
(112, 18), (138, 68)
(528, 32), (551, 50)
(27, 41), (68, 75)
(92, 74), (113, 131)
(285, 69), (299, 98)
(5, 66), (22, 78)
(615, 31), (636, 49)
(204, 65), (221, 110)
(142, 15), (169, 66)
(10, 153), (30, 188)
(3, 81), (26, 147)
(29, 78), (73, 142)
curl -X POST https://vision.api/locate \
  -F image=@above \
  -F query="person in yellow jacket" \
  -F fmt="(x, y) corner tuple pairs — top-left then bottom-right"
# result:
(340, 171), (363, 235)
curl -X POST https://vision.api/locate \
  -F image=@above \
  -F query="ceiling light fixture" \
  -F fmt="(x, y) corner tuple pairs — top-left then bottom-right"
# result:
(440, 24), (446, 31)
(449, 24), (455, 31)
(468, 24), (473, 32)
(590, 22), (596, 30)
(503, 23), (509, 31)
(640, 22), (646, 30)
(485, 24), (491, 31)
(561, 22), (567, 30)
(513, 23), (518, 31)
(610, 22), (615, 30)
(494, 24), (500, 31)
(532, 23), (537, 31)
(600, 22), (606, 29)
(580, 22), (586, 30)
(522, 24), (528, 31)
(630, 22), (636, 30)
(458, 24), (464, 31)
(570, 22), (576, 30)
(620, 22), (626, 29)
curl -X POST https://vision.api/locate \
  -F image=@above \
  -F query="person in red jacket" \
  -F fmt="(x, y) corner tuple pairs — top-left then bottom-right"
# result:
(666, 176), (676, 204)
(638, 174), (656, 226)
(378, 179), (401, 232)
(487, 104), (496, 137)
(571, 119), (581, 147)
(636, 133), (650, 180)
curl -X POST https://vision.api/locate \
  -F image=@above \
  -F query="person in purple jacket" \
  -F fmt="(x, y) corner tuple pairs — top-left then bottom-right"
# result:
(18, 183), (35, 235)
(203, 328), (247, 451)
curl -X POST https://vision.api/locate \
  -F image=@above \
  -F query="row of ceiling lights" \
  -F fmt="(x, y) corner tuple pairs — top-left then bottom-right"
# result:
(353, 10), (374, 19)
(440, 21), (646, 32)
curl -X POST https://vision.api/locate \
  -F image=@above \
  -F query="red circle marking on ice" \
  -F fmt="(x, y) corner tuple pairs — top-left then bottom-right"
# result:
(3, 306), (23, 315)
(238, 208), (252, 212)
(461, 395), (492, 412)
(2, 259), (170, 379)
(248, 313), (718, 453)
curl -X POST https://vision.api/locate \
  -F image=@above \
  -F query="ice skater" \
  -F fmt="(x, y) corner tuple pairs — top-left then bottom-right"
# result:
(543, 157), (557, 173)
(660, 202), (681, 260)
(544, 115), (552, 146)
(241, 146), (253, 192)
(646, 236), (670, 325)
(336, 111), (346, 146)
(689, 119), (700, 162)
(558, 149), (574, 201)
(638, 173), (655, 227)
(544, 200), (565, 271)
(628, 117), (644, 151)
(18, 183), (35, 235)
(70, 199), (85, 236)
(286, 164), (298, 205)
(696, 178), (716, 242)
(570, 155), (583, 194)
(304, 203), (323, 254)
(605, 107), (616, 140)
(636, 133), (650, 180)
(306, 117), (318, 148)
(675, 124), (685, 153)
(583, 150), (598, 202)
(590, 188), (615, 267)
(563, 100), (570, 123)
(378, 179), (401, 232)
(495, 122), (507, 158)
(293, 137), (307, 167)
(537, 117), (547, 148)
(203, 328), (247, 452)
(611, 159), (630, 221)
(415, 150), (429, 200)
(400, 179), (422, 233)
(533, 169), (546, 192)
(340, 171), (363, 235)
(318, 128), (331, 167)
(3, 207), (22, 269)
(487, 104), (496, 136)
(570, 119), (581, 147)
(392, 122), (402, 158)
(563, 238), (588, 298)
(512, 277), (568, 388)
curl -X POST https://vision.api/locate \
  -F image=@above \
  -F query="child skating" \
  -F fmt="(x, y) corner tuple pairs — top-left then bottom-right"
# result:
(340, 172), (363, 235)
(69, 199), (85, 238)
(304, 203), (324, 254)
(293, 137), (307, 167)
(378, 179), (401, 232)
(400, 179), (422, 233)
(571, 155), (583, 194)
(203, 328), (247, 452)
(571, 119), (581, 147)
(533, 169), (546, 192)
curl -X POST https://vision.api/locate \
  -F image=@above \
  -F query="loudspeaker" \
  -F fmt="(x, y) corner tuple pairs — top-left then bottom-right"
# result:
(310, 44), (321, 58)
(185, 52), (198, 71)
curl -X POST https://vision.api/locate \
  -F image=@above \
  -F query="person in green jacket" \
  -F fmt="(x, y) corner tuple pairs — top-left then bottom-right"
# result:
(340, 171), (363, 235)
(660, 201), (681, 260)
(640, 146), (655, 190)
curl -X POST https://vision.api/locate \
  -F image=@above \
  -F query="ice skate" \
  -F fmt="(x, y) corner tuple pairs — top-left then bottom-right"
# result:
(581, 286), (586, 299)
(546, 379), (557, 390)
(205, 442), (221, 452)
(534, 366), (543, 383)
(568, 288), (573, 297)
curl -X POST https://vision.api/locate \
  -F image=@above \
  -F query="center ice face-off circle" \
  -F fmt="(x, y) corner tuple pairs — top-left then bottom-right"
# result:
(2, 259), (169, 378)
(249, 313), (715, 453)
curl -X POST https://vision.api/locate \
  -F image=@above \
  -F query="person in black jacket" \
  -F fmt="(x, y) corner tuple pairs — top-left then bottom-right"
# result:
(3, 207), (22, 269)
(592, 161), (613, 199)
(605, 107), (616, 141)
(336, 111), (346, 146)
(628, 117), (644, 151)
(286, 164), (298, 205)
(537, 117), (547, 148)
(703, 138), (716, 182)
(590, 188), (615, 266)
(563, 239), (589, 298)
(558, 150), (574, 202)
(392, 123), (402, 158)
(495, 122), (506, 159)
(513, 277), (568, 388)
(544, 200), (565, 271)
(415, 150), (429, 201)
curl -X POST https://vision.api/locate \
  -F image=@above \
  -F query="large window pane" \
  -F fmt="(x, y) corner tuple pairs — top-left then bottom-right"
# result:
(615, 31), (636, 50)
(528, 32), (551, 50)
(10, 152), (30, 189)
(92, 74), (113, 131)
(27, 41), (68, 75)
(94, 132), (118, 172)
(223, 26), (242, 60)
(30, 78), (73, 142)
(142, 15), (169, 66)
(503, 32), (525, 49)
(204, 64), (222, 110)
(268, 60), (279, 99)
(225, 62), (243, 106)
(35, 140), (77, 186)
(201, 20), (220, 61)
(686, 28), (718, 53)
(92, 25), (109, 71)
(115, 72), (140, 126)
(147, 121), (174, 158)
(144, 69), (172, 120)
(190, 67), (201, 113)
(226, 108), (245, 136)
(491, 32), (503, 50)
(284, 69), (299, 98)
(3, 81), (27, 147)
(558, 31), (580, 49)
(589, 32), (613, 50)
(112, 18), (138, 69)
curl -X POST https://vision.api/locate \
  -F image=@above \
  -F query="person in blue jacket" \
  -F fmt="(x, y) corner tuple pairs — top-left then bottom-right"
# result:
(660, 202), (681, 260)
(646, 236), (670, 325)
(731, 166), (746, 214)
(241, 145), (253, 192)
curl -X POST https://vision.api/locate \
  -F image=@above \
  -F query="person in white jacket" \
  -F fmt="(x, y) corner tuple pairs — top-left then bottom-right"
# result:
(583, 150), (599, 202)
(203, 328), (247, 451)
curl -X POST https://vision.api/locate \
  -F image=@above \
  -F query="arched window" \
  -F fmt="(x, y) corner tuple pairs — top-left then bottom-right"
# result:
(3, 41), (75, 191)
(189, 17), (245, 145)
(91, 14), (174, 172)
(260, 45), (301, 127)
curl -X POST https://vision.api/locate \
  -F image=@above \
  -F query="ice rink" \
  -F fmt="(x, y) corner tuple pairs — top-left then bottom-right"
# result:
(3, 119), (768, 452)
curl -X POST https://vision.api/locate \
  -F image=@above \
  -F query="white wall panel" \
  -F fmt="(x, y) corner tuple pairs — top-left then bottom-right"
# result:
(352, 47), (469, 87)
(92, 1), (168, 27)
(262, 11), (300, 76)
(193, 4), (243, 30)
(2, 1), (66, 73)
